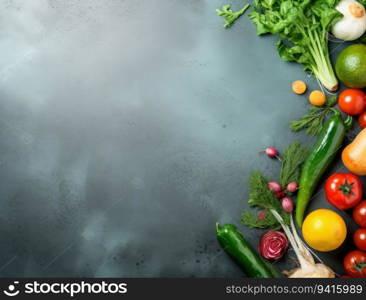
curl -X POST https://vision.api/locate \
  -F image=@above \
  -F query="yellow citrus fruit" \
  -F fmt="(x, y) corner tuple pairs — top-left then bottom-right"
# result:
(302, 209), (347, 252)
(309, 90), (326, 106)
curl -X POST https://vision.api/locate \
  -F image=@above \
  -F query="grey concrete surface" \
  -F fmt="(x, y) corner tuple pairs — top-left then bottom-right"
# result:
(0, 0), (354, 277)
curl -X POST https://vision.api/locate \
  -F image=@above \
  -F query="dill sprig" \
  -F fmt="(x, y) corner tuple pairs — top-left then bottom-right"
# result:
(289, 95), (337, 136)
(241, 142), (308, 229)
(241, 172), (290, 228)
(280, 142), (309, 187)
(241, 210), (280, 229)
(216, 4), (250, 28)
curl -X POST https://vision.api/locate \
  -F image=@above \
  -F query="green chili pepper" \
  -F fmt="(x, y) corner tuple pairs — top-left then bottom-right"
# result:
(216, 223), (280, 278)
(295, 110), (352, 226)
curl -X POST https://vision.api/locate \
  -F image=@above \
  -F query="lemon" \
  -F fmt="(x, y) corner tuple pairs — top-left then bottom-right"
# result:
(302, 209), (347, 252)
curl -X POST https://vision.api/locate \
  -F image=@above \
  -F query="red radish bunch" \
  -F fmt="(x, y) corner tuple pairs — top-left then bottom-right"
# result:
(266, 180), (297, 213)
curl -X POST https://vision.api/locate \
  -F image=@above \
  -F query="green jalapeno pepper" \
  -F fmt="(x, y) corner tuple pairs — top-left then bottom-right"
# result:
(216, 223), (280, 278)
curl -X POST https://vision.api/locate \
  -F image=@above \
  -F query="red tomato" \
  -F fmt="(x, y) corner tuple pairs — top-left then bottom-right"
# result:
(343, 250), (366, 278)
(353, 201), (366, 228)
(339, 275), (352, 278)
(325, 173), (362, 210)
(354, 229), (366, 251)
(338, 89), (366, 115)
(358, 111), (366, 129)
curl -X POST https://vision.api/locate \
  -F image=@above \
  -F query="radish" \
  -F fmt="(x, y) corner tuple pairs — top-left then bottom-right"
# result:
(261, 147), (280, 159)
(287, 182), (299, 193)
(267, 182), (282, 193)
(282, 197), (294, 213)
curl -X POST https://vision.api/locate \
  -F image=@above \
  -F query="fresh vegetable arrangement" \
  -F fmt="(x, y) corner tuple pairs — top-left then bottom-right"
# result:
(238, 143), (337, 277)
(215, 0), (366, 277)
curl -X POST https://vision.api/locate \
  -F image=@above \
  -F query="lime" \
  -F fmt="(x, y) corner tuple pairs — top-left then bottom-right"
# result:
(335, 44), (366, 88)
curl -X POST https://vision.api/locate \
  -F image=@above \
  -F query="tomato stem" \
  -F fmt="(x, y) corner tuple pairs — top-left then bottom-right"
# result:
(338, 179), (354, 196)
(353, 262), (366, 273)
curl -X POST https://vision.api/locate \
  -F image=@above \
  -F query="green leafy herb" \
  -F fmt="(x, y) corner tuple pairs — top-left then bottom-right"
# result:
(290, 95), (337, 136)
(280, 142), (309, 186)
(241, 172), (290, 228)
(249, 0), (342, 91)
(241, 210), (280, 229)
(241, 142), (308, 229)
(216, 3), (250, 28)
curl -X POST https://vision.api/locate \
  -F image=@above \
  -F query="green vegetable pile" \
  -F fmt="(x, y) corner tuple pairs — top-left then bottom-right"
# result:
(250, 0), (342, 91)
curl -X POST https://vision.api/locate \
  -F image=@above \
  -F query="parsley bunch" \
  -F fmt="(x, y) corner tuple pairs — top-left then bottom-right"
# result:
(249, 0), (342, 91)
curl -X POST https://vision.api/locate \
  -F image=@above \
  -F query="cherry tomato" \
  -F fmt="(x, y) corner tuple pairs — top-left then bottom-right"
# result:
(353, 201), (366, 228)
(343, 250), (366, 277)
(338, 89), (366, 115)
(354, 228), (366, 251)
(339, 275), (352, 278)
(358, 111), (366, 129)
(325, 173), (362, 210)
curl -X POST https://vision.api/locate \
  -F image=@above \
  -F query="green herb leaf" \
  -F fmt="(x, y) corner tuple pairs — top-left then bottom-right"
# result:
(241, 171), (290, 228)
(216, 3), (250, 28)
(241, 210), (280, 229)
(280, 142), (309, 186)
(290, 95), (337, 136)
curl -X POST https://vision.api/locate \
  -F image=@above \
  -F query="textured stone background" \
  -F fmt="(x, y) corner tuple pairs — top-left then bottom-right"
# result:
(0, 0), (355, 277)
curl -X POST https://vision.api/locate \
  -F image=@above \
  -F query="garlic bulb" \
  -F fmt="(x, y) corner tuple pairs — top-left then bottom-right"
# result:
(332, 0), (366, 41)
(286, 263), (336, 278)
